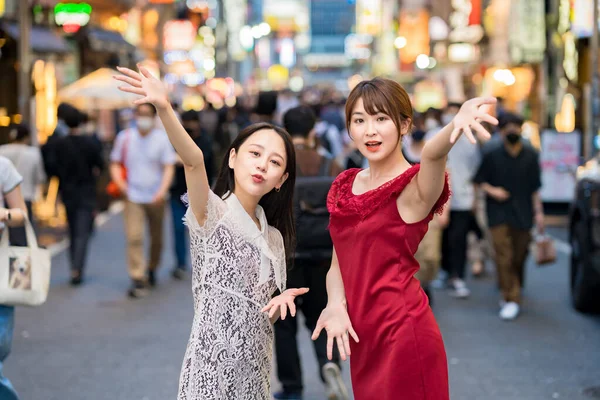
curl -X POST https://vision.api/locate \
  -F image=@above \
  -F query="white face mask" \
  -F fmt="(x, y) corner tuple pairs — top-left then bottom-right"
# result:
(136, 117), (154, 132)
(441, 113), (455, 126)
(425, 118), (439, 131)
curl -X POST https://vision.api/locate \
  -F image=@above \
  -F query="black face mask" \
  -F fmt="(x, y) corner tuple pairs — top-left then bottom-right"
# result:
(505, 132), (521, 145)
(412, 130), (426, 142)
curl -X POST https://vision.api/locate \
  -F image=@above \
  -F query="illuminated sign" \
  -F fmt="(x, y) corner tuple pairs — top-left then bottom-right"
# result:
(54, 3), (92, 33)
(449, 0), (484, 43)
(163, 20), (196, 51)
(509, 0), (546, 63)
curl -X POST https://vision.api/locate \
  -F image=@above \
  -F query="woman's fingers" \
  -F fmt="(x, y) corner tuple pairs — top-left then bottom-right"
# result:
(287, 299), (297, 317)
(475, 111), (499, 125)
(138, 65), (155, 79)
(279, 303), (287, 320)
(348, 325), (360, 343)
(116, 66), (141, 81)
(294, 287), (310, 295)
(260, 300), (274, 313)
(132, 97), (151, 105)
(470, 96), (497, 107)
(113, 74), (142, 88)
(118, 86), (145, 96)
(449, 127), (461, 144)
(312, 323), (324, 340)
(462, 125), (476, 144)
(336, 335), (347, 361)
(326, 334), (334, 360)
(342, 332), (352, 356)
(471, 121), (491, 139)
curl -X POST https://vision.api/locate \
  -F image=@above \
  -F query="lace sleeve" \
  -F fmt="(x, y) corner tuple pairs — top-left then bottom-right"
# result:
(182, 190), (227, 236)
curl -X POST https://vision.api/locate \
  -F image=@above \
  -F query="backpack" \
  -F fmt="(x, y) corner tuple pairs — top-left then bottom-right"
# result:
(294, 156), (335, 260)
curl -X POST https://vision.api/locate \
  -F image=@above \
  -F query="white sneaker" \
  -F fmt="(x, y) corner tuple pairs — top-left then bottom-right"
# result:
(449, 279), (470, 298)
(322, 362), (349, 400)
(499, 302), (520, 320)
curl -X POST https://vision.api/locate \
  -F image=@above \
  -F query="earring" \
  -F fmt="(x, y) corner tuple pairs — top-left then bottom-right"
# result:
(275, 187), (281, 192)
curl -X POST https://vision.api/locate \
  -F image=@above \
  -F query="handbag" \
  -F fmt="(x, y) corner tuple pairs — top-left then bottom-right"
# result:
(106, 131), (130, 198)
(535, 234), (557, 266)
(0, 216), (51, 306)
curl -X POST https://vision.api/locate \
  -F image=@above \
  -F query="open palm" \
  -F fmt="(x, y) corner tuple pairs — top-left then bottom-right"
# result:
(450, 97), (499, 144)
(113, 65), (169, 109)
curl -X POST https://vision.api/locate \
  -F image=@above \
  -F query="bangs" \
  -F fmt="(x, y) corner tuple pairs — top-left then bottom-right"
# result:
(355, 83), (393, 117)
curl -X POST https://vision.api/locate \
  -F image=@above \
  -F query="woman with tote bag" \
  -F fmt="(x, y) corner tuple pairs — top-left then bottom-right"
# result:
(0, 155), (28, 400)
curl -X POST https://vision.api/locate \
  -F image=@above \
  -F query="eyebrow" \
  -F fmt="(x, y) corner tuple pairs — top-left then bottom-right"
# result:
(249, 143), (285, 160)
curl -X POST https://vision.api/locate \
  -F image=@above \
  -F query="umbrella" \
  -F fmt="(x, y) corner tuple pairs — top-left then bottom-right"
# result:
(58, 68), (139, 110)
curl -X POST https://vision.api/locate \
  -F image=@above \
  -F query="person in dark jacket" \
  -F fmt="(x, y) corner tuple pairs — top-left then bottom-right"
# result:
(46, 106), (104, 285)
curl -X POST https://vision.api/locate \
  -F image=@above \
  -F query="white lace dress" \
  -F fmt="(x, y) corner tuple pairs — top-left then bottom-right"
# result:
(178, 191), (287, 400)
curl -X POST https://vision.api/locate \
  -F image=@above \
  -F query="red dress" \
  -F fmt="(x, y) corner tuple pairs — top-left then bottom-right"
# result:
(327, 165), (450, 400)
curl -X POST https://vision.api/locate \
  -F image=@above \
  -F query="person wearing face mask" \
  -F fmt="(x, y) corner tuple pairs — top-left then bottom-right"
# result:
(110, 103), (176, 298)
(473, 112), (545, 321)
(168, 110), (214, 279)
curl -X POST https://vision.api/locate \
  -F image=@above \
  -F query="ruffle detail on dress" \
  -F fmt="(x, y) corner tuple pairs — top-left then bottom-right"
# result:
(327, 164), (451, 221)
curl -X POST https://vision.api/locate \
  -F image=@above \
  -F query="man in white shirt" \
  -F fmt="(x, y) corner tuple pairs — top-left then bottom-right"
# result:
(110, 104), (176, 298)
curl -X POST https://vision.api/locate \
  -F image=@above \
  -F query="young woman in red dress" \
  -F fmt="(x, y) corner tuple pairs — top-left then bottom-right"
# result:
(311, 78), (497, 400)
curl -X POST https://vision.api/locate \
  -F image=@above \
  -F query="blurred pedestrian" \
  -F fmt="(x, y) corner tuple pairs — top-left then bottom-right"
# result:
(168, 110), (214, 279)
(0, 155), (28, 400)
(115, 65), (307, 400)
(439, 102), (483, 299)
(273, 106), (347, 400)
(473, 112), (545, 321)
(402, 116), (450, 304)
(109, 103), (176, 298)
(45, 106), (104, 285)
(312, 78), (497, 400)
(0, 124), (46, 245)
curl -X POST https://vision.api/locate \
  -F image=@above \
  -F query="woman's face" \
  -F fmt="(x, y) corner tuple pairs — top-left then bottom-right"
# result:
(229, 128), (289, 198)
(349, 97), (406, 163)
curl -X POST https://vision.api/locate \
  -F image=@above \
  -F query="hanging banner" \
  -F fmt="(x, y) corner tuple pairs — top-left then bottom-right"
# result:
(509, 0), (546, 63)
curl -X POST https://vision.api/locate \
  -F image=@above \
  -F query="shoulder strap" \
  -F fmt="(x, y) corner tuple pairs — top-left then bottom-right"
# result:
(318, 156), (333, 176)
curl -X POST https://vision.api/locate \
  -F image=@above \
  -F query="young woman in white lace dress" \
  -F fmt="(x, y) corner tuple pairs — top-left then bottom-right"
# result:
(115, 66), (308, 400)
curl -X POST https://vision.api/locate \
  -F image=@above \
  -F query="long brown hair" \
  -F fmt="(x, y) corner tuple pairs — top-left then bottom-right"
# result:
(213, 122), (296, 260)
(345, 78), (413, 137)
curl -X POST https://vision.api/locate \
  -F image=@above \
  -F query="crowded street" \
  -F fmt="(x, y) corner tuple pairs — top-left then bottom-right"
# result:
(4, 211), (599, 400)
(2, 0), (600, 399)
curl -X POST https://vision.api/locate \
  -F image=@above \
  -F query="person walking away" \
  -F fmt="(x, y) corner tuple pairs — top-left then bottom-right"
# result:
(0, 156), (28, 400)
(0, 124), (46, 245)
(401, 115), (449, 304)
(109, 103), (176, 298)
(45, 106), (104, 285)
(115, 64), (309, 400)
(169, 110), (214, 279)
(473, 112), (545, 320)
(273, 106), (347, 400)
(312, 78), (497, 400)
(439, 102), (483, 298)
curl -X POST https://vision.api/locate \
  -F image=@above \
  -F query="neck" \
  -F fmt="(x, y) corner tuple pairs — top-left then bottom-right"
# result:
(504, 141), (523, 156)
(367, 144), (411, 179)
(232, 188), (261, 221)
(138, 129), (151, 137)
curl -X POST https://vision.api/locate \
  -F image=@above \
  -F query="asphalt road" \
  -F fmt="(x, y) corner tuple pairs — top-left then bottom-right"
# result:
(5, 213), (600, 400)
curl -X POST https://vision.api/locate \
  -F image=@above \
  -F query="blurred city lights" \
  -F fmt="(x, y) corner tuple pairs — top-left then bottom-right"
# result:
(394, 36), (407, 49)
(416, 54), (430, 69)
(493, 69), (516, 86)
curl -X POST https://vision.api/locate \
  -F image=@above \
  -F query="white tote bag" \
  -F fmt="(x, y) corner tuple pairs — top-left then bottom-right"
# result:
(0, 218), (51, 306)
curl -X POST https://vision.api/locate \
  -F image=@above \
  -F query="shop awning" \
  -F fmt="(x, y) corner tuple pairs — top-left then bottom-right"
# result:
(87, 27), (135, 53)
(0, 22), (70, 53)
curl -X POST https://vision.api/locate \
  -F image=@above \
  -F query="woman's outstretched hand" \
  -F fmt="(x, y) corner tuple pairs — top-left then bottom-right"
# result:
(450, 97), (499, 144)
(261, 288), (310, 320)
(312, 304), (359, 361)
(113, 65), (170, 110)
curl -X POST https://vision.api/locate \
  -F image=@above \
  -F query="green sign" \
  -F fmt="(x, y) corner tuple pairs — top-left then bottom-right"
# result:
(54, 3), (92, 27)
